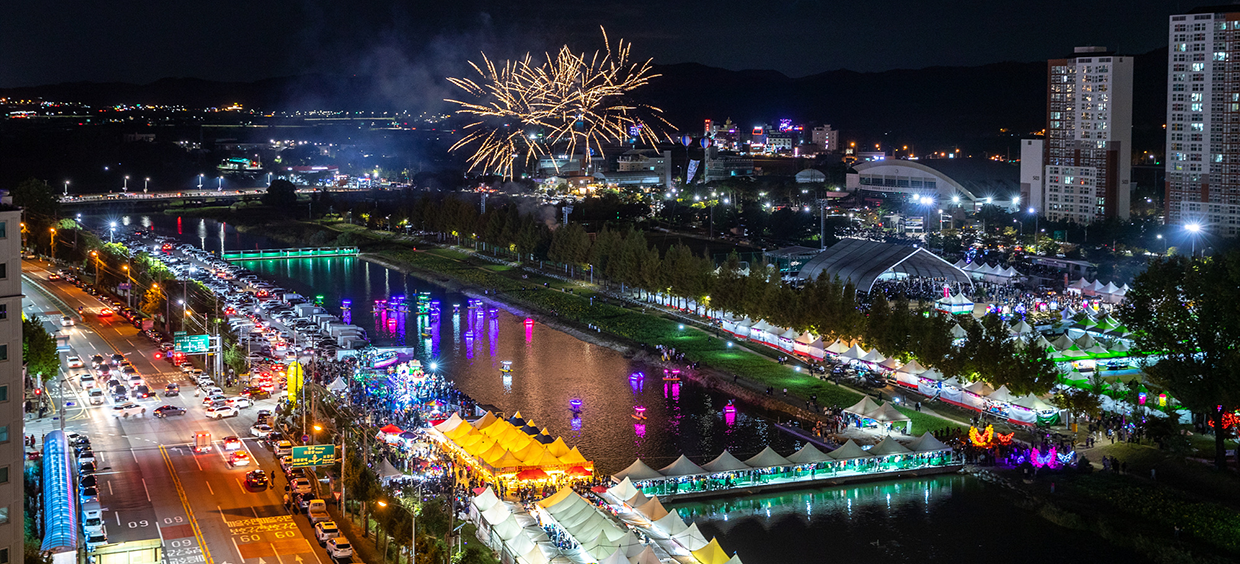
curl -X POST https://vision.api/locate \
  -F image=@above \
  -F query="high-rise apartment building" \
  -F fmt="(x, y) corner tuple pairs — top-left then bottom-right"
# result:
(1021, 46), (1133, 224)
(0, 200), (22, 562)
(1165, 7), (1240, 235)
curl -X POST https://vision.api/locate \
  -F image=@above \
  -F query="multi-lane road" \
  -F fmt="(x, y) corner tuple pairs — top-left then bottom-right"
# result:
(23, 260), (351, 564)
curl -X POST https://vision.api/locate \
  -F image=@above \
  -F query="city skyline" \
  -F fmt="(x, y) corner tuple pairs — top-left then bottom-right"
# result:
(1, 0), (1180, 88)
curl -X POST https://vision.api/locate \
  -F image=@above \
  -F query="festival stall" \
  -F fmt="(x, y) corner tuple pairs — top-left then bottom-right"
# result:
(934, 291), (975, 315)
(432, 411), (594, 485)
(776, 328), (800, 353)
(892, 359), (926, 389)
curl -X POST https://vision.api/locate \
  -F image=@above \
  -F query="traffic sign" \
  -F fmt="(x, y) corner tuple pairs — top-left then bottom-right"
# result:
(174, 334), (211, 354)
(290, 445), (336, 468)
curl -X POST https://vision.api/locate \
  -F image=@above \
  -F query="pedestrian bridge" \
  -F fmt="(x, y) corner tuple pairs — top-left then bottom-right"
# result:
(221, 247), (359, 261)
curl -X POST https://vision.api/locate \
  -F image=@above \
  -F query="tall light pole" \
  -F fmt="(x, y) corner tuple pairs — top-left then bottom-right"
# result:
(1027, 207), (1038, 246)
(90, 251), (99, 283)
(63, 180), (69, 197)
(198, 174), (204, 190)
(109, 222), (117, 243)
(49, 228), (56, 262)
(1156, 234), (1166, 255)
(1186, 223), (1202, 256)
(217, 176), (223, 191)
(266, 172), (272, 186)
(376, 500), (415, 564)
(122, 264), (133, 309)
(144, 177), (150, 193)
(123, 175), (129, 192)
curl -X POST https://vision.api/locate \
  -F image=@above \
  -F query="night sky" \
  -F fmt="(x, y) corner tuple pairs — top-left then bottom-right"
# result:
(0, 0), (1187, 88)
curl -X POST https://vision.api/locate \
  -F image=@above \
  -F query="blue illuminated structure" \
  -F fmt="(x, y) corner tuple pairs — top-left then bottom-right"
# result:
(41, 430), (78, 556)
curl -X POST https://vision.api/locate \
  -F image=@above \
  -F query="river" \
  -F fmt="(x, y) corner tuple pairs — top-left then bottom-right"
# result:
(91, 214), (1147, 563)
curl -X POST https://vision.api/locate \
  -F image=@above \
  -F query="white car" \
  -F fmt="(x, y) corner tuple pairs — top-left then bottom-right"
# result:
(290, 477), (312, 495)
(204, 405), (238, 419)
(325, 538), (352, 560)
(85, 532), (108, 552)
(226, 396), (252, 409)
(314, 521), (340, 545)
(78, 373), (96, 389)
(249, 424), (273, 438)
(61, 316), (75, 327)
(65, 355), (85, 368)
(111, 403), (146, 417)
(127, 374), (144, 388)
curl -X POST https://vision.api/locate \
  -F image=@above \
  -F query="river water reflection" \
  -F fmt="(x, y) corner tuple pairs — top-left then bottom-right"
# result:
(99, 214), (1142, 561)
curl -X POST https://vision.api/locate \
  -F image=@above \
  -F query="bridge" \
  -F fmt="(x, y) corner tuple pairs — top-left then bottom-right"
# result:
(221, 246), (359, 261)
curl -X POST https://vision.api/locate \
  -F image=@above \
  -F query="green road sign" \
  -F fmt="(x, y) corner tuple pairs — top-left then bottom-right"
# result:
(291, 445), (336, 468)
(173, 331), (187, 338)
(174, 334), (211, 354)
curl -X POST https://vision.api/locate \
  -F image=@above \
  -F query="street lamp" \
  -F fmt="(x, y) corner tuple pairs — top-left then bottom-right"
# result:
(109, 222), (117, 242)
(1156, 233), (1166, 255)
(123, 175), (129, 192)
(1186, 223), (1202, 256)
(49, 228), (56, 261)
(198, 174), (204, 190)
(144, 177), (150, 193)
(122, 264), (133, 308)
(63, 180), (69, 197)
(1027, 207), (1038, 246)
(90, 251), (100, 282)
(376, 500), (415, 564)
(217, 176), (223, 191)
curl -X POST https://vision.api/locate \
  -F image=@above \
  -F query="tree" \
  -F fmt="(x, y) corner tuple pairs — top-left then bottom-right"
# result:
(22, 316), (58, 383)
(1053, 388), (1102, 429)
(140, 286), (166, 319)
(223, 342), (248, 375)
(1118, 254), (1240, 471)
(11, 178), (60, 221)
(263, 179), (299, 208)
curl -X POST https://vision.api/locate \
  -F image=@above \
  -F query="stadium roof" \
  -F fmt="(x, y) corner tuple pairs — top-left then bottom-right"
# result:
(795, 238), (973, 293)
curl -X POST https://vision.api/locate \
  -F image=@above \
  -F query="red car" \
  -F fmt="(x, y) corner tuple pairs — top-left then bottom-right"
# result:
(98, 308), (114, 317)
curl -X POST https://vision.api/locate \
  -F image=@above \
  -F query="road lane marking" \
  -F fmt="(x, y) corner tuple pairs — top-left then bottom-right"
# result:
(206, 481), (214, 496)
(160, 445), (213, 564)
(142, 478), (151, 501)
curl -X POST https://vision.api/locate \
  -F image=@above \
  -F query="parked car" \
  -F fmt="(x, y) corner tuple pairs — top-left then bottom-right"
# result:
(314, 521), (340, 545)
(153, 405), (186, 418)
(80, 486), (99, 504)
(290, 477), (312, 495)
(274, 440), (293, 457)
(249, 424), (273, 438)
(325, 538), (353, 560)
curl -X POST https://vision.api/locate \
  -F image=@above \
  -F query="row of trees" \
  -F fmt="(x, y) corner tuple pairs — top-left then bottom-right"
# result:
(352, 197), (1061, 395)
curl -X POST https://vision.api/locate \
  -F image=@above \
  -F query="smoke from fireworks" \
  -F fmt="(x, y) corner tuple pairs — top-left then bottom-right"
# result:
(446, 29), (670, 179)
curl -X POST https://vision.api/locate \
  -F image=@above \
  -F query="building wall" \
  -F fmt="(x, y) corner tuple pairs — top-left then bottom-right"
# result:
(812, 125), (839, 154)
(0, 209), (23, 561)
(1165, 10), (1240, 236)
(1020, 139), (1045, 210)
(1042, 48), (1133, 223)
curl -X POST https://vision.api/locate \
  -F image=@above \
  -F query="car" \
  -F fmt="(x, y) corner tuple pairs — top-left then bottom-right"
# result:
(111, 402), (146, 418)
(48, 273), (60, 280)
(278, 455), (294, 474)
(127, 375), (144, 389)
(273, 440), (293, 457)
(244, 470), (268, 491)
(241, 386), (270, 399)
(153, 405), (186, 418)
(78, 373), (96, 389)
(80, 486), (99, 503)
(226, 396), (252, 409)
(264, 432), (285, 448)
(249, 424), (273, 438)
(90, 355), (105, 368)
(159, 342), (174, 352)
(202, 394), (227, 407)
(82, 508), (105, 535)
(98, 308), (114, 317)
(325, 538), (353, 560)
(110, 353), (124, 365)
(88, 389), (106, 405)
(96, 364), (111, 378)
(85, 531), (108, 552)
(76, 449), (96, 465)
(61, 315), (74, 327)
(79, 461), (96, 475)
(228, 451), (251, 467)
(290, 477), (312, 495)
(80, 474), (98, 489)
(132, 385), (152, 399)
(314, 521), (340, 545)
(164, 383), (180, 396)
(222, 436), (242, 451)
(120, 365), (137, 375)
(205, 405), (238, 419)
(66, 355), (84, 368)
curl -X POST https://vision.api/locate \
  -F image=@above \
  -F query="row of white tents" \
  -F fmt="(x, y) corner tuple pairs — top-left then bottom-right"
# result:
(1066, 278), (1130, 304)
(953, 260), (1021, 284)
(611, 431), (952, 486)
(471, 485), (741, 564)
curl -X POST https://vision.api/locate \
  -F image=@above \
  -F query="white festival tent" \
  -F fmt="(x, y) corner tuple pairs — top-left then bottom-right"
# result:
(606, 478), (639, 502)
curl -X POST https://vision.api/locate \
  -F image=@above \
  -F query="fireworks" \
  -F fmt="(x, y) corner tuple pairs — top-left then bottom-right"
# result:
(446, 29), (670, 179)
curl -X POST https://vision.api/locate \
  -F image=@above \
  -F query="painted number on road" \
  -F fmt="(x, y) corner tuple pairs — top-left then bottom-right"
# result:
(129, 520), (150, 528)
(164, 517), (186, 524)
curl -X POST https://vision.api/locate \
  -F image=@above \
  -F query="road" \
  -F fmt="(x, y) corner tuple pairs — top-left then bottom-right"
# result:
(23, 260), (347, 564)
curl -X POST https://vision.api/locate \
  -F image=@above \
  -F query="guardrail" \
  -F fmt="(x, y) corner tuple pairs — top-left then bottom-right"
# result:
(221, 247), (359, 261)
